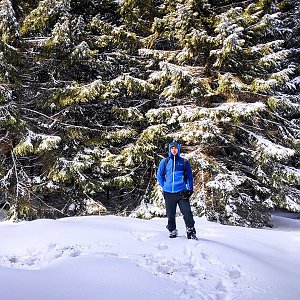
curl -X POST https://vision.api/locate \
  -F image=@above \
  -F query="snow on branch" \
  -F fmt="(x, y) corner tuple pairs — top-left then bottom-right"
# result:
(13, 130), (61, 156)
(251, 134), (295, 163)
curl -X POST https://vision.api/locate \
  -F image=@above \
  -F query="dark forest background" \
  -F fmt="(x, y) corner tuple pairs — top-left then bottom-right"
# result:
(0, 0), (299, 227)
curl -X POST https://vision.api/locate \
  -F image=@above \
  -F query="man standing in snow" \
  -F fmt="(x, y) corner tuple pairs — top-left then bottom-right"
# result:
(157, 142), (197, 240)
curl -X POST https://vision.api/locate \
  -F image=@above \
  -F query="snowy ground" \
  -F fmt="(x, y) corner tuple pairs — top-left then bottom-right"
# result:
(0, 214), (299, 300)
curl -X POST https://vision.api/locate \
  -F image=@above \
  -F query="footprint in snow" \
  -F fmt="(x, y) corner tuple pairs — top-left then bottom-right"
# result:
(201, 251), (222, 265)
(229, 269), (241, 280)
(0, 243), (85, 270)
(215, 279), (229, 300)
(131, 231), (155, 242)
(156, 242), (168, 250)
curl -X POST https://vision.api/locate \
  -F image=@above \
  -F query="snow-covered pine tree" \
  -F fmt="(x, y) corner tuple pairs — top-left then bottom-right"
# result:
(132, 0), (299, 227)
(0, 15), (28, 219)
(1, 0), (156, 219)
(1, 0), (298, 226)
(0, 0), (19, 43)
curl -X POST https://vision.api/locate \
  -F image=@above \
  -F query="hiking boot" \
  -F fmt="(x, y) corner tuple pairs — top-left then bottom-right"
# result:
(169, 229), (178, 238)
(187, 227), (198, 240)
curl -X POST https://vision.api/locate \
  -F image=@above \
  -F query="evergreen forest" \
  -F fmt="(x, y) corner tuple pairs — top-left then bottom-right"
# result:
(0, 0), (299, 227)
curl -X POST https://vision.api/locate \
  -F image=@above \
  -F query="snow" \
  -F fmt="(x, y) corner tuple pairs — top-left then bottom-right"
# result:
(215, 102), (265, 116)
(0, 215), (300, 300)
(254, 135), (295, 160)
(206, 173), (245, 192)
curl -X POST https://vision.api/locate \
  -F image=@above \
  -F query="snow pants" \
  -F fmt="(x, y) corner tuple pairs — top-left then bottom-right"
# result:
(164, 191), (195, 232)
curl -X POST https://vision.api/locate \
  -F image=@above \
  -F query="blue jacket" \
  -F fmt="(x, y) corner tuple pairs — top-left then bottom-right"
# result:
(157, 142), (193, 193)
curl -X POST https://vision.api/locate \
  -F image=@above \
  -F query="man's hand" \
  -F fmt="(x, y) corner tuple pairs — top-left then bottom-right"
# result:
(183, 190), (193, 200)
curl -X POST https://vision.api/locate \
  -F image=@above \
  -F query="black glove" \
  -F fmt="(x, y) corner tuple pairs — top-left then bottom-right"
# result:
(183, 190), (193, 200)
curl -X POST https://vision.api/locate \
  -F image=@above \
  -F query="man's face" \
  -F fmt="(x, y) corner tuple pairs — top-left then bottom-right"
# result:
(170, 145), (178, 156)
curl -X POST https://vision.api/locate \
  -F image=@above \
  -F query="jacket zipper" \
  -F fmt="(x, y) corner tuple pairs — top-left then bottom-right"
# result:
(172, 155), (175, 192)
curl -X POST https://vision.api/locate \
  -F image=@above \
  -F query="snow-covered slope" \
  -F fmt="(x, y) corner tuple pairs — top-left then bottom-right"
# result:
(0, 215), (299, 300)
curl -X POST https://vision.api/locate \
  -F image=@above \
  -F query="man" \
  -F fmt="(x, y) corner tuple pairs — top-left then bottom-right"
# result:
(157, 141), (197, 240)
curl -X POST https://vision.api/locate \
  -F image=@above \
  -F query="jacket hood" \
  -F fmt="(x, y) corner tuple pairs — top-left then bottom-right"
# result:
(168, 141), (181, 158)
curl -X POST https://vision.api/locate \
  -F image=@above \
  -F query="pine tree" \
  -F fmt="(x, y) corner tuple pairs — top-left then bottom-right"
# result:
(132, 0), (299, 226)
(0, 0), (299, 226)
(0, 0), (19, 43)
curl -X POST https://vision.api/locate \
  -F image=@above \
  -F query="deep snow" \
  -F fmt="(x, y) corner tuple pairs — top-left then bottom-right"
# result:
(0, 214), (299, 300)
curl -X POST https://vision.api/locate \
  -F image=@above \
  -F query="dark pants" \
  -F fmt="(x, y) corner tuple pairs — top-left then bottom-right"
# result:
(164, 191), (195, 232)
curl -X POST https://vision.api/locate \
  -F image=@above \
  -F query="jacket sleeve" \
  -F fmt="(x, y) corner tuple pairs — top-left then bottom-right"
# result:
(186, 160), (194, 191)
(156, 158), (166, 188)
